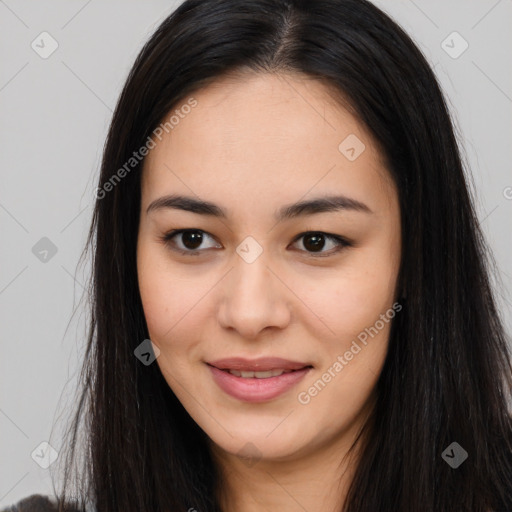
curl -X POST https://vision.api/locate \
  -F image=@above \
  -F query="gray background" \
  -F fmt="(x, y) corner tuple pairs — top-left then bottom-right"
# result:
(1, 0), (511, 506)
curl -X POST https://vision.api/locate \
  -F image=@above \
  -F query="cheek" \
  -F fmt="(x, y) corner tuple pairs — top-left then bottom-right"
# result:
(139, 274), (204, 349)
(138, 279), (173, 341)
(137, 244), (217, 358)
(298, 260), (397, 342)
(137, 242), (188, 342)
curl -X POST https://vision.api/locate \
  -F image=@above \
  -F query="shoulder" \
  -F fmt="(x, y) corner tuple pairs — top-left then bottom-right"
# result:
(0, 495), (58, 512)
(0, 494), (87, 512)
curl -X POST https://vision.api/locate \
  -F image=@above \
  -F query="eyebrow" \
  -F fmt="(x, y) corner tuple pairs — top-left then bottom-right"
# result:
(146, 193), (373, 220)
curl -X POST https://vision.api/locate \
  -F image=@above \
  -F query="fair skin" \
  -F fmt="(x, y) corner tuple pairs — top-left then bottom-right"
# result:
(137, 71), (401, 511)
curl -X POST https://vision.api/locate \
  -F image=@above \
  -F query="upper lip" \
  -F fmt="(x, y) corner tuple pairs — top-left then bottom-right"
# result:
(207, 357), (312, 372)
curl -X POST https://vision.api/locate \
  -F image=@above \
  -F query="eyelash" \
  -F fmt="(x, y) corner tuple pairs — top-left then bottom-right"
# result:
(159, 228), (352, 258)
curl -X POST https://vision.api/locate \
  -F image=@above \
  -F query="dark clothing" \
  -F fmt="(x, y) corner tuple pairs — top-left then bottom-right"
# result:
(0, 495), (86, 512)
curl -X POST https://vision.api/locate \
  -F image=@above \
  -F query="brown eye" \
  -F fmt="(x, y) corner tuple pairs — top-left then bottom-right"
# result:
(162, 229), (221, 255)
(292, 231), (351, 257)
(180, 230), (204, 250)
(161, 229), (350, 258)
(302, 233), (327, 252)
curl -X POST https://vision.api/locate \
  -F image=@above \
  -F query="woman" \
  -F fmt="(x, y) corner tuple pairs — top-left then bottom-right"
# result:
(5, 0), (512, 510)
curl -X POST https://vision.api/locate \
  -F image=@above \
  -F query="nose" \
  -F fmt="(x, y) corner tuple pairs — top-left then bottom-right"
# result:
(216, 253), (291, 339)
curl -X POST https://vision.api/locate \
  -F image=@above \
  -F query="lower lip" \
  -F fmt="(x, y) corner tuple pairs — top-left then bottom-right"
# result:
(207, 364), (311, 403)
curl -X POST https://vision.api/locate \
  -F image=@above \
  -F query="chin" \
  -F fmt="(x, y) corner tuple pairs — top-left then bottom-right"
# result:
(205, 421), (317, 464)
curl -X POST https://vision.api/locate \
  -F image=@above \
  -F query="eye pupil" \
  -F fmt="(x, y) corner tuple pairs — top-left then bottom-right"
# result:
(182, 230), (203, 249)
(303, 233), (325, 252)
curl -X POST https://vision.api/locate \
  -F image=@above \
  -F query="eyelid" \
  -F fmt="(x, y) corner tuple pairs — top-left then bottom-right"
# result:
(160, 228), (352, 257)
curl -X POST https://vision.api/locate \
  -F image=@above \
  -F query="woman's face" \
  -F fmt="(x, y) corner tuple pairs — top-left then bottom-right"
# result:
(137, 72), (401, 463)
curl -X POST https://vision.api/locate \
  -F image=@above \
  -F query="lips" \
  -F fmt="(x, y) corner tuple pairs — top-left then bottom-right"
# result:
(207, 360), (312, 402)
(207, 357), (312, 372)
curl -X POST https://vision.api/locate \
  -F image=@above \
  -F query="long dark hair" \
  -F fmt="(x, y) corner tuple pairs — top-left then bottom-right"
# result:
(53, 0), (512, 510)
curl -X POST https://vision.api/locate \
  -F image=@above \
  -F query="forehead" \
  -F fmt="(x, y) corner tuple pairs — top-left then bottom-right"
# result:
(141, 72), (393, 215)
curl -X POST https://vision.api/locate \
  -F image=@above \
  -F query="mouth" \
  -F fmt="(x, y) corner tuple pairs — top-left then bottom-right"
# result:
(207, 365), (313, 379)
(220, 368), (303, 378)
(205, 357), (313, 402)
(207, 357), (313, 376)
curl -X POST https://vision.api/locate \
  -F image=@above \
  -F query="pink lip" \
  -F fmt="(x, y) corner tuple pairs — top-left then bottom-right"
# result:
(208, 357), (310, 372)
(207, 359), (312, 403)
